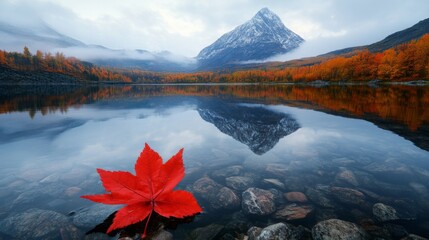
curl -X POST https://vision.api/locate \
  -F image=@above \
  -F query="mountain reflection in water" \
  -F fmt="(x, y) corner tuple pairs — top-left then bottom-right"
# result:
(1, 84), (427, 151)
(198, 100), (300, 154)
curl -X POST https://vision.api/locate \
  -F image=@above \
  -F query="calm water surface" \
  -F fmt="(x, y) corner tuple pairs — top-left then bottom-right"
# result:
(0, 84), (428, 239)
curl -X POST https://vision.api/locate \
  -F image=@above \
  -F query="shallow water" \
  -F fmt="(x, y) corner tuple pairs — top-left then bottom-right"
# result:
(0, 84), (428, 239)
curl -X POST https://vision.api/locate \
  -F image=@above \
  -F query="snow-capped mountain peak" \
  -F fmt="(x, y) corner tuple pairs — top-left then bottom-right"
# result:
(197, 8), (304, 68)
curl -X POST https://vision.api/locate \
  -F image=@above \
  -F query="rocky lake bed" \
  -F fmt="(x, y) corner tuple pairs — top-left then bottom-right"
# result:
(1, 154), (428, 240)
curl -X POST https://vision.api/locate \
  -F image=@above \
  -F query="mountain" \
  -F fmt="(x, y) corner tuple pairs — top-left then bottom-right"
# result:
(0, 22), (85, 52)
(197, 8), (304, 69)
(198, 100), (300, 155)
(327, 18), (429, 56)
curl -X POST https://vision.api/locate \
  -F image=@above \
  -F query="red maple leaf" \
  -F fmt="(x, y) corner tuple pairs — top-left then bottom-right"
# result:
(81, 143), (202, 237)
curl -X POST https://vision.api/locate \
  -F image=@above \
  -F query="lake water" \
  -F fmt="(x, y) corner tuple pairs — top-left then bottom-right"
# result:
(0, 84), (428, 239)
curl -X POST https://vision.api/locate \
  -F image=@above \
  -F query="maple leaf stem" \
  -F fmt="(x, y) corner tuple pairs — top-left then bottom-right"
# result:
(142, 202), (154, 239)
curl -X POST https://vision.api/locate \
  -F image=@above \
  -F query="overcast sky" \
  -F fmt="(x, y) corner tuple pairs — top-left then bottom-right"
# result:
(1, 0), (429, 58)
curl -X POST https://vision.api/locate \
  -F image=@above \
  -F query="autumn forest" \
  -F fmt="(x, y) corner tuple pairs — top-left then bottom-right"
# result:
(1, 34), (429, 84)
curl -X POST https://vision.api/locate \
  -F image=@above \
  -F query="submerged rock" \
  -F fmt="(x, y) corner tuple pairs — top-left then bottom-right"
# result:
(0, 208), (82, 240)
(331, 187), (365, 206)
(252, 223), (307, 240)
(226, 176), (254, 191)
(211, 165), (243, 179)
(192, 177), (223, 200)
(336, 169), (359, 186)
(263, 178), (285, 189)
(274, 204), (313, 220)
(248, 226), (263, 240)
(211, 187), (241, 210)
(372, 203), (399, 222)
(401, 234), (429, 240)
(285, 192), (308, 203)
(312, 219), (369, 240)
(190, 224), (224, 240)
(242, 188), (276, 215)
(265, 164), (289, 177)
(306, 188), (334, 208)
(192, 177), (241, 210)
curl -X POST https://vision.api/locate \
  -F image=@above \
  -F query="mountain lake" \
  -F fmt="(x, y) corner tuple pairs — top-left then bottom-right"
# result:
(0, 84), (428, 239)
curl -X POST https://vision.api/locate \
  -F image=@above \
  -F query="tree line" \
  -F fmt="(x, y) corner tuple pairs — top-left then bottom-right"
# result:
(0, 47), (132, 82)
(1, 33), (428, 83)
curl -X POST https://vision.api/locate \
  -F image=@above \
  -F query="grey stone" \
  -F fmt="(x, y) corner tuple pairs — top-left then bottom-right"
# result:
(312, 219), (369, 240)
(373, 203), (399, 222)
(0, 208), (82, 240)
(248, 226), (263, 240)
(256, 223), (304, 240)
(226, 176), (254, 191)
(242, 188), (276, 215)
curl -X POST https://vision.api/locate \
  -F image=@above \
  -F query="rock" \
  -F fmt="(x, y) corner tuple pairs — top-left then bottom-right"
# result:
(211, 187), (240, 210)
(226, 176), (254, 191)
(364, 160), (414, 183)
(401, 234), (428, 240)
(192, 177), (223, 200)
(312, 219), (369, 240)
(263, 179), (285, 189)
(372, 203), (399, 222)
(285, 192), (308, 203)
(211, 166), (243, 179)
(336, 169), (358, 186)
(284, 177), (307, 192)
(315, 209), (338, 222)
(152, 230), (173, 240)
(64, 187), (82, 197)
(384, 223), (408, 239)
(274, 204), (313, 220)
(306, 188), (334, 208)
(225, 211), (253, 233)
(73, 204), (121, 228)
(331, 187), (365, 206)
(248, 226), (262, 240)
(0, 208), (82, 240)
(266, 164), (289, 177)
(256, 223), (304, 240)
(190, 224), (224, 240)
(242, 188), (276, 215)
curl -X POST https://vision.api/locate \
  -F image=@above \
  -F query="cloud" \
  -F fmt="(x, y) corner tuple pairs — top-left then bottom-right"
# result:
(1, 0), (429, 59)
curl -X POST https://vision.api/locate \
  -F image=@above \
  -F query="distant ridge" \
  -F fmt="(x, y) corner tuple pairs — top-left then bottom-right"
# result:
(326, 18), (429, 56)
